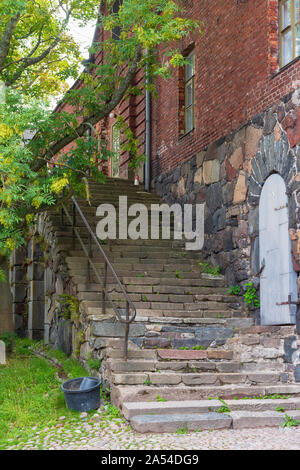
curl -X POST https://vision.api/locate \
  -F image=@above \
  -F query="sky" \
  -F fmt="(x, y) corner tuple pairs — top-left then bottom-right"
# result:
(69, 19), (96, 61)
(51, 18), (96, 107)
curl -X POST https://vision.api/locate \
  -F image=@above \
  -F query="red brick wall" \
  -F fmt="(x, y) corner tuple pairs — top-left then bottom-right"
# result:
(151, 0), (300, 178)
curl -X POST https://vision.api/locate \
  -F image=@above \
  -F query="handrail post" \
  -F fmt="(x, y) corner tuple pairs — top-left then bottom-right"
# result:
(72, 202), (76, 251)
(102, 261), (107, 315)
(87, 233), (92, 282)
(124, 300), (130, 361)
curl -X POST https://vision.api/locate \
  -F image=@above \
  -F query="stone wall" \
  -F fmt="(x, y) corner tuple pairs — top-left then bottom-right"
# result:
(9, 212), (83, 352)
(153, 89), (300, 314)
(0, 258), (13, 335)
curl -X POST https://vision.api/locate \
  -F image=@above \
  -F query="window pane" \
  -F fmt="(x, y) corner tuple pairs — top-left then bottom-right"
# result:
(185, 82), (193, 107)
(111, 126), (120, 177)
(296, 24), (300, 56)
(281, 29), (293, 65)
(281, 0), (291, 30)
(185, 107), (193, 133)
(185, 55), (195, 81)
(295, 0), (300, 23)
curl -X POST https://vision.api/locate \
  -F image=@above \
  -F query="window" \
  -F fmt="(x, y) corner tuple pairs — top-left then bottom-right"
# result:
(111, 124), (120, 177)
(112, 0), (122, 40)
(184, 53), (195, 134)
(279, 0), (300, 67)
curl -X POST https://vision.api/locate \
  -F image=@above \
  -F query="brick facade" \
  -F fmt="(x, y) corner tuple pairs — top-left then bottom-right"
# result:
(151, 0), (300, 177)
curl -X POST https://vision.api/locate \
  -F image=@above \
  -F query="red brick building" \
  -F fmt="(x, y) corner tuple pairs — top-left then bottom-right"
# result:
(55, 0), (300, 326)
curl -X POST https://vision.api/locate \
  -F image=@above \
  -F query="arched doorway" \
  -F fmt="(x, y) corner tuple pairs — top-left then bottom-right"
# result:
(259, 173), (298, 325)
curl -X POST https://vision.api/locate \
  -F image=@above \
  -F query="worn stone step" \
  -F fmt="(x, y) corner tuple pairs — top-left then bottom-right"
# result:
(70, 274), (225, 288)
(78, 291), (195, 303)
(67, 250), (202, 262)
(130, 412), (232, 433)
(58, 237), (187, 248)
(230, 410), (300, 429)
(76, 283), (231, 298)
(70, 270), (215, 281)
(86, 307), (248, 324)
(105, 348), (157, 360)
(121, 276), (225, 287)
(111, 384), (300, 407)
(129, 409), (300, 433)
(122, 397), (300, 420)
(82, 299), (238, 312)
(68, 260), (200, 272)
(110, 371), (282, 386)
(156, 349), (233, 361)
(107, 359), (287, 376)
(68, 262), (199, 274)
(67, 256), (197, 267)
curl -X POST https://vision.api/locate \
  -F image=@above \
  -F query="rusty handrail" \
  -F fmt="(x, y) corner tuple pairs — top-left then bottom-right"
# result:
(62, 196), (136, 360)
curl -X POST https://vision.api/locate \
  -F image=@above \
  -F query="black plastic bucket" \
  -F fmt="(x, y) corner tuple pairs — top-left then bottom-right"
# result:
(61, 376), (102, 412)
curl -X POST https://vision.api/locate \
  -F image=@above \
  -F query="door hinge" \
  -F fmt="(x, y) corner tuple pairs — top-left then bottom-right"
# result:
(276, 295), (300, 306)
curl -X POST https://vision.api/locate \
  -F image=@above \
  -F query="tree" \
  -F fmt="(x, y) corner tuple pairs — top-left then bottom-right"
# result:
(0, 0), (200, 270)
(0, 0), (99, 97)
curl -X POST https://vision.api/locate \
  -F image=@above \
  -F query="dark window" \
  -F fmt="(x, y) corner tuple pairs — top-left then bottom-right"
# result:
(112, 0), (122, 40)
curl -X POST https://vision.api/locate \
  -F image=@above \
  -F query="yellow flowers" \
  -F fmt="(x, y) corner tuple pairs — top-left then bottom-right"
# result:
(0, 211), (10, 228)
(51, 176), (69, 194)
(0, 123), (13, 140)
(25, 214), (35, 224)
(32, 197), (42, 209)
(169, 53), (184, 67)
(5, 238), (15, 251)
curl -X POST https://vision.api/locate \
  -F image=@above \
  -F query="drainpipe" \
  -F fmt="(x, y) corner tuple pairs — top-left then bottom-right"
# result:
(145, 55), (151, 192)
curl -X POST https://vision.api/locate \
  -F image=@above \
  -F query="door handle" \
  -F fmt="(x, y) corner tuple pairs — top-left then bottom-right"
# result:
(255, 258), (265, 277)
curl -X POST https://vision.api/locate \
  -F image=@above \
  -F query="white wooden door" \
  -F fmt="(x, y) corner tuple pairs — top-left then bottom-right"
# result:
(259, 174), (297, 325)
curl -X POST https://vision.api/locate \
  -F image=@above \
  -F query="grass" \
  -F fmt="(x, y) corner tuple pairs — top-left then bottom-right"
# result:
(281, 414), (300, 428)
(176, 426), (188, 435)
(0, 338), (98, 450)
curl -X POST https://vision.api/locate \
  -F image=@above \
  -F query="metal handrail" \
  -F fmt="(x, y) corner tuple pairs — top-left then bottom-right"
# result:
(61, 195), (137, 360)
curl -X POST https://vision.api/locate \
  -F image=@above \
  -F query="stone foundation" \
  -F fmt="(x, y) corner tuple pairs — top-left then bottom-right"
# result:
(153, 88), (300, 318)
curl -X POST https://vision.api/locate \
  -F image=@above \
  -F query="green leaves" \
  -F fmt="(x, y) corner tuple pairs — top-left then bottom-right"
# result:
(0, 0), (200, 256)
(243, 282), (260, 309)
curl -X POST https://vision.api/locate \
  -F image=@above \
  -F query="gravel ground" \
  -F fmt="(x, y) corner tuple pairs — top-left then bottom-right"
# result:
(5, 407), (300, 450)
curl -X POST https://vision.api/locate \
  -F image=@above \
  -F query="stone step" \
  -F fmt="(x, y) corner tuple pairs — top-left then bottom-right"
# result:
(72, 274), (225, 288)
(106, 359), (287, 375)
(82, 298), (236, 312)
(155, 348), (238, 361)
(71, 276), (224, 289)
(130, 412), (232, 433)
(121, 276), (225, 287)
(122, 397), (300, 420)
(70, 270), (218, 281)
(129, 409), (300, 433)
(87, 307), (248, 322)
(111, 384), (300, 407)
(68, 250), (202, 260)
(67, 260), (200, 272)
(79, 292), (241, 310)
(110, 371), (282, 386)
(57, 237), (187, 248)
(76, 283), (230, 296)
(78, 291), (195, 303)
(51, 194), (162, 206)
(67, 256), (198, 267)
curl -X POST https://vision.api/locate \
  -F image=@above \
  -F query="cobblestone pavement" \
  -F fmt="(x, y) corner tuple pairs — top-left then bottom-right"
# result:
(5, 408), (300, 450)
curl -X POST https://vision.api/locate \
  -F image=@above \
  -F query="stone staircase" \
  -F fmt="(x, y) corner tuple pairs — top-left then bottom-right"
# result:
(48, 177), (300, 432)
